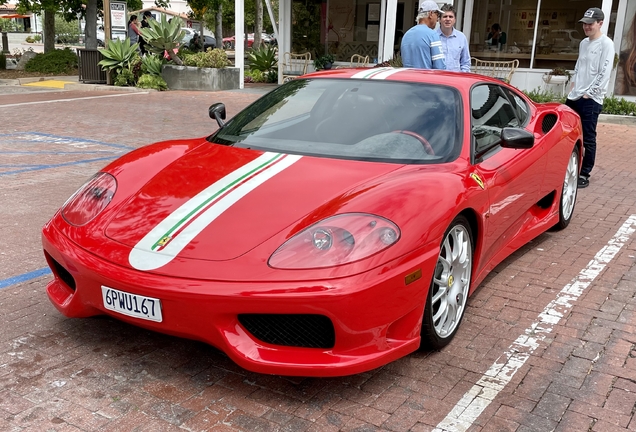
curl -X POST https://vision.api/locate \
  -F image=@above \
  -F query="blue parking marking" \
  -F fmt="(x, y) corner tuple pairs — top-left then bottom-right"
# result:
(0, 267), (51, 289)
(0, 132), (134, 177)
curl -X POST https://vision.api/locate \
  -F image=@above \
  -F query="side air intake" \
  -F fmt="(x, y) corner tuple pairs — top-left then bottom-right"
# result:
(542, 114), (558, 134)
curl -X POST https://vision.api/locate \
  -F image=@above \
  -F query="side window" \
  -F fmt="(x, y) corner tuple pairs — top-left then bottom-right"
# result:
(503, 88), (530, 125)
(471, 84), (520, 157)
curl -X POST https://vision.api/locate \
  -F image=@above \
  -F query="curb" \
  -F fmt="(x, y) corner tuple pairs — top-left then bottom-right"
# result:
(63, 83), (155, 92)
(599, 114), (636, 126)
(16, 76), (80, 85)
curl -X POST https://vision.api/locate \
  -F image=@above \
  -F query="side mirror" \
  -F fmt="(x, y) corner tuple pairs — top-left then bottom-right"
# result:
(500, 127), (534, 149)
(209, 103), (226, 127)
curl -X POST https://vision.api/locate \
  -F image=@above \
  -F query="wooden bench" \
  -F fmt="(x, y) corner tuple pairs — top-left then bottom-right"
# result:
(470, 58), (519, 83)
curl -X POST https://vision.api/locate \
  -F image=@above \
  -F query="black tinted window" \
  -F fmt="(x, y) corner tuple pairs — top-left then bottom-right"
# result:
(211, 78), (463, 164)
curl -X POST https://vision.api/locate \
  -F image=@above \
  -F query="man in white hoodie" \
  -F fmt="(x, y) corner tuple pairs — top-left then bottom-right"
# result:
(566, 7), (615, 189)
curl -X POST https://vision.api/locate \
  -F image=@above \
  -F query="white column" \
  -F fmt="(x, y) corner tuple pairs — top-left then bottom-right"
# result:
(235, 0), (244, 89)
(462, 0), (473, 45)
(378, 0), (386, 62)
(382, 0), (397, 62)
(278, 0), (292, 84)
(600, 0), (613, 34)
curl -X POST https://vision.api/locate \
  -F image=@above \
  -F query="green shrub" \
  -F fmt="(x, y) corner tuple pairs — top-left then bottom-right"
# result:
(114, 68), (135, 86)
(266, 69), (278, 83)
(137, 73), (168, 90)
(602, 96), (636, 116)
(314, 53), (335, 70)
(245, 69), (265, 82)
(247, 45), (277, 72)
(25, 36), (35, 43)
(182, 48), (230, 68)
(522, 88), (565, 104)
(0, 52), (6, 70)
(54, 14), (80, 44)
(24, 48), (78, 74)
(33, 34), (42, 42)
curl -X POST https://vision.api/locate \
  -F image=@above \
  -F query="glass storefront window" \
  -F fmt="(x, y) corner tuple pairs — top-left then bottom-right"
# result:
(615, 2), (636, 96)
(468, 0), (617, 70)
(292, 0), (381, 63)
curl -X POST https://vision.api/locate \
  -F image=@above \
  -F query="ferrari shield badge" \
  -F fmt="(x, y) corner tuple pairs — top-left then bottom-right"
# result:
(470, 172), (485, 190)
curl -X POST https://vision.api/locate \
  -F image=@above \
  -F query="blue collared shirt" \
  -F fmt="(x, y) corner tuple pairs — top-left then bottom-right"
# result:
(401, 25), (446, 70)
(437, 28), (471, 72)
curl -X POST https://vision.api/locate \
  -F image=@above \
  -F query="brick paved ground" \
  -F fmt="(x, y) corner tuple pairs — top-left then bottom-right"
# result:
(1, 86), (635, 431)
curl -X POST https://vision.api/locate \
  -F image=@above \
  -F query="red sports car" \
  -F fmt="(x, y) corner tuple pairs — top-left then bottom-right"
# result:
(42, 68), (582, 377)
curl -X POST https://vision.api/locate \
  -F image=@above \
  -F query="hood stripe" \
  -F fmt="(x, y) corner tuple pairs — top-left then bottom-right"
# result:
(351, 67), (393, 79)
(129, 152), (302, 271)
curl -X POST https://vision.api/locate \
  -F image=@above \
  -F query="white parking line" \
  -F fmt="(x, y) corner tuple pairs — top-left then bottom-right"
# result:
(434, 214), (636, 432)
(0, 92), (149, 108)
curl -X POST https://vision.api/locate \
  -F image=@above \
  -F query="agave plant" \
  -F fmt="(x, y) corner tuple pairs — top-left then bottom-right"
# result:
(247, 45), (278, 72)
(139, 15), (185, 65)
(98, 38), (139, 75)
(141, 54), (165, 77)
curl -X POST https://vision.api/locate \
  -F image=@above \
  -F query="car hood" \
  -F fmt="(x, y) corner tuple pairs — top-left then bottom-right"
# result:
(105, 144), (402, 270)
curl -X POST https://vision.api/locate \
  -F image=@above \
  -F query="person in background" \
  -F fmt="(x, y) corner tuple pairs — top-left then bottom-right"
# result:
(127, 15), (141, 50)
(616, 9), (636, 95)
(566, 7), (615, 189)
(139, 11), (152, 55)
(400, 0), (446, 69)
(437, 3), (470, 72)
(487, 23), (506, 50)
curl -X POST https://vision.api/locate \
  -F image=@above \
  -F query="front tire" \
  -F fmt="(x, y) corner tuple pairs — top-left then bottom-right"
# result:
(421, 215), (473, 349)
(554, 145), (580, 230)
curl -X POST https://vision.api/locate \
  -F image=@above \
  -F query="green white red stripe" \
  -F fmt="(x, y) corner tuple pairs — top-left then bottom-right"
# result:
(129, 152), (301, 271)
(350, 67), (408, 80)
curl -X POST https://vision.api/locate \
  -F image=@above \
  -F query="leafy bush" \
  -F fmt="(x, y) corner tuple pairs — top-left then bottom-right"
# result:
(522, 88), (565, 104)
(54, 14), (80, 44)
(0, 18), (20, 32)
(137, 73), (168, 91)
(245, 69), (265, 82)
(98, 38), (139, 75)
(139, 15), (185, 65)
(266, 69), (278, 83)
(34, 34), (42, 42)
(247, 45), (277, 72)
(182, 48), (230, 68)
(141, 54), (165, 76)
(602, 96), (636, 116)
(523, 88), (636, 116)
(25, 36), (35, 43)
(24, 48), (78, 74)
(114, 68), (135, 86)
(0, 52), (6, 70)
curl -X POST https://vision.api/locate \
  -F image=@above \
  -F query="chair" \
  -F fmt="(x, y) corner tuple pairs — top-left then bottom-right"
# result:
(349, 54), (370, 67)
(470, 58), (519, 83)
(282, 52), (311, 83)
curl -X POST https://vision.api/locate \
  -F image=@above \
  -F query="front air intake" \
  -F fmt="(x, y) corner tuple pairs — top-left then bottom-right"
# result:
(238, 314), (335, 348)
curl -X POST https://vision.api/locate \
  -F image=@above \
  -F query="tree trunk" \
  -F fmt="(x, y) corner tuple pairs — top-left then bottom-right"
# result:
(85, 0), (98, 50)
(43, 9), (55, 53)
(215, 4), (222, 49)
(254, 0), (262, 50)
(167, 49), (183, 65)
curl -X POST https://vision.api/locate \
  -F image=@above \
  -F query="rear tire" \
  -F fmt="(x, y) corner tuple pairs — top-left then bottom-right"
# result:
(420, 215), (473, 349)
(554, 145), (579, 230)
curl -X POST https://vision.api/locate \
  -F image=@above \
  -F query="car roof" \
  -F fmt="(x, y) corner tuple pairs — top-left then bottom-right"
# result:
(301, 68), (510, 90)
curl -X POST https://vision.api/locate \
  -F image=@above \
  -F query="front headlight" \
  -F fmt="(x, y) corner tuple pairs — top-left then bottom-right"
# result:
(61, 172), (117, 226)
(268, 213), (400, 269)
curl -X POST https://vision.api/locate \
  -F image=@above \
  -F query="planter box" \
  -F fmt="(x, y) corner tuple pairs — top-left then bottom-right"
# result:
(162, 65), (240, 91)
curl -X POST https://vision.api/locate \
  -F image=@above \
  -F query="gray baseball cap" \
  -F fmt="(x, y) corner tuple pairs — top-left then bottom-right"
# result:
(579, 8), (604, 24)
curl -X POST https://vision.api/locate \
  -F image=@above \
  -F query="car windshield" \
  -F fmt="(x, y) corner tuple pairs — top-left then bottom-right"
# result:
(209, 78), (462, 164)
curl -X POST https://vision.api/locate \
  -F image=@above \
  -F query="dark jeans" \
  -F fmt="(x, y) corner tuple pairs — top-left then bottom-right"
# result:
(566, 97), (602, 178)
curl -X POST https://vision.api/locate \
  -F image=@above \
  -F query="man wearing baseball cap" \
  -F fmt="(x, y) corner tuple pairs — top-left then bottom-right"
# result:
(566, 7), (614, 188)
(400, 0), (446, 69)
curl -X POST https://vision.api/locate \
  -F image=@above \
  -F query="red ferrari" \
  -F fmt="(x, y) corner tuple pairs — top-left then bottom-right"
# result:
(42, 68), (582, 377)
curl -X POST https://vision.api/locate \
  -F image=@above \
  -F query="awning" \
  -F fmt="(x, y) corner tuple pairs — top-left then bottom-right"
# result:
(1, 14), (31, 18)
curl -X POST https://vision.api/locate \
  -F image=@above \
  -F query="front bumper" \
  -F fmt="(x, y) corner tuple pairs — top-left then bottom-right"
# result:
(42, 221), (438, 377)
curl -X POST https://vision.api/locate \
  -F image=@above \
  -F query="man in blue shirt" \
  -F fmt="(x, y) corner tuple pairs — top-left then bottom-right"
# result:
(437, 4), (470, 72)
(401, 0), (446, 69)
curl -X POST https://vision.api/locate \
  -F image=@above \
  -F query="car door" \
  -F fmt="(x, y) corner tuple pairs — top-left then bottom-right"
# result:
(469, 83), (548, 270)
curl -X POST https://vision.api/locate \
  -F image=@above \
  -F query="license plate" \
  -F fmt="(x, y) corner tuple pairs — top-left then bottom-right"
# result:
(101, 286), (163, 322)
